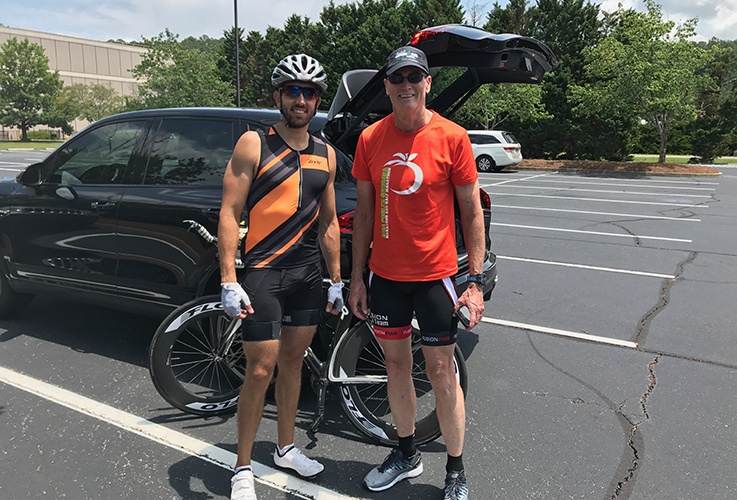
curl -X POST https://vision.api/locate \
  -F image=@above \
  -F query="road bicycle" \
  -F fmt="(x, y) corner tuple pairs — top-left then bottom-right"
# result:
(148, 283), (468, 446)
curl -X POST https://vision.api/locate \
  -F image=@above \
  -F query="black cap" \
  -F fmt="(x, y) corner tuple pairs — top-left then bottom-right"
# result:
(386, 46), (430, 76)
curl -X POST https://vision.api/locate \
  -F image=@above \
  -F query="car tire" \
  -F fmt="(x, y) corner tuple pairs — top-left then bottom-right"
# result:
(0, 272), (34, 318)
(476, 155), (495, 172)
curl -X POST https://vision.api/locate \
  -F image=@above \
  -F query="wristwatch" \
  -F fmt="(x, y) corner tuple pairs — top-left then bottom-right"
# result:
(467, 273), (487, 288)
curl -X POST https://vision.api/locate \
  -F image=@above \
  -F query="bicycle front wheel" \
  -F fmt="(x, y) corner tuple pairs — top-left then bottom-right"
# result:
(149, 296), (244, 415)
(337, 321), (468, 446)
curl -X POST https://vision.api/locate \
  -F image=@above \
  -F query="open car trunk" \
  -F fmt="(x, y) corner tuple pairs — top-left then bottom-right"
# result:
(323, 24), (557, 158)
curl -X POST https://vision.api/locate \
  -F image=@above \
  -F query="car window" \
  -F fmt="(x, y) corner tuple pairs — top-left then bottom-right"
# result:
(144, 119), (234, 186)
(502, 132), (519, 144)
(48, 120), (147, 185)
(476, 135), (501, 145)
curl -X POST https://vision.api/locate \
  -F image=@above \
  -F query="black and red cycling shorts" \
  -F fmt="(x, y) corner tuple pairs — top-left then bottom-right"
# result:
(367, 272), (460, 346)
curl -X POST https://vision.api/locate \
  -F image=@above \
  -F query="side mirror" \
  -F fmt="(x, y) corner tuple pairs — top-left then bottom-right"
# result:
(17, 162), (44, 186)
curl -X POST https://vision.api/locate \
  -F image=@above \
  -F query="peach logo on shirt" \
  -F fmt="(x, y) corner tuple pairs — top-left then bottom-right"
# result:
(385, 152), (423, 196)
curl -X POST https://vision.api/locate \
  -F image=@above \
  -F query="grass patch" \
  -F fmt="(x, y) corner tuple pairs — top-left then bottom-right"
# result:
(0, 140), (62, 150)
(632, 154), (737, 164)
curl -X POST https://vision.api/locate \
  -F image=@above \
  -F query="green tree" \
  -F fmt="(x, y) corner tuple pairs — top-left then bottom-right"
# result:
(0, 38), (64, 141)
(527, 0), (602, 159)
(689, 39), (737, 162)
(573, 1), (716, 162)
(57, 83), (124, 122)
(484, 0), (535, 36)
(454, 83), (548, 129)
(131, 29), (235, 109)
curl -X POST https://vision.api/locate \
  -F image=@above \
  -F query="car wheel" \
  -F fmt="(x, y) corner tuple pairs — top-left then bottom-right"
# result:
(0, 272), (34, 318)
(476, 155), (495, 172)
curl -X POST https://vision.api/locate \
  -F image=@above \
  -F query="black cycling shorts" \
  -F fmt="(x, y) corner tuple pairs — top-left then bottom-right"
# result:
(240, 262), (322, 342)
(367, 272), (460, 346)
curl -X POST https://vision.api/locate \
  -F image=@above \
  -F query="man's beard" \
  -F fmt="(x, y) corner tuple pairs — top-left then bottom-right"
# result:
(280, 101), (313, 128)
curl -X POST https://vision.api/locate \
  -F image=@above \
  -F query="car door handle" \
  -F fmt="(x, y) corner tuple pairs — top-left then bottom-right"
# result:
(202, 208), (220, 222)
(91, 201), (117, 211)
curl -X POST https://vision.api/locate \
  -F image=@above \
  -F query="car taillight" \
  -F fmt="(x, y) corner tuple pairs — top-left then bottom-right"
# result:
(338, 211), (354, 233)
(479, 189), (491, 210)
(503, 146), (517, 152)
(410, 30), (437, 46)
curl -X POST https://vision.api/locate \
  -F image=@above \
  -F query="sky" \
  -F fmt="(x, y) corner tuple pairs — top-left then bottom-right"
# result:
(1, 0), (735, 44)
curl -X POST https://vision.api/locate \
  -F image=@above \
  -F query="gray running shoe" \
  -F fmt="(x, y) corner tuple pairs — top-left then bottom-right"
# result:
(363, 448), (423, 492)
(444, 469), (468, 500)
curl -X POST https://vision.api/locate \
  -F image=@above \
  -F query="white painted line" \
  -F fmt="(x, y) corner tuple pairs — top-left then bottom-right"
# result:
(481, 317), (638, 349)
(492, 204), (701, 222)
(489, 173), (552, 186)
(492, 185), (713, 198)
(497, 255), (676, 279)
(491, 222), (692, 242)
(524, 178), (716, 191)
(481, 192), (709, 208)
(0, 366), (360, 500)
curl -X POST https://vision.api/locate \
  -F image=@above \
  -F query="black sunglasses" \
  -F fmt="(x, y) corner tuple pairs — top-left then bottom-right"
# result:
(280, 85), (320, 100)
(386, 72), (426, 85)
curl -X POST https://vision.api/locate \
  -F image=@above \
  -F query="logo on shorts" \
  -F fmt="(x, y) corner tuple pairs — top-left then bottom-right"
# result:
(369, 312), (389, 327)
(282, 315), (292, 323)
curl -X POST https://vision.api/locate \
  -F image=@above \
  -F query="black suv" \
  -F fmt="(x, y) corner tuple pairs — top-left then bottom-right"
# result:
(0, 24), (556, 318)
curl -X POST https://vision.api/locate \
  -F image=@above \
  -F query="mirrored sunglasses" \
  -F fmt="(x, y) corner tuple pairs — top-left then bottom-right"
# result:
(387, 72), (426, 85)
(280, 85), (320, 100)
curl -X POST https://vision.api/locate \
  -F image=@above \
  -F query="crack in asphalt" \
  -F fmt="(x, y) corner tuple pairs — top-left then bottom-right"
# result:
(611, 355), (661, 499)
(634, 251), (697, 346)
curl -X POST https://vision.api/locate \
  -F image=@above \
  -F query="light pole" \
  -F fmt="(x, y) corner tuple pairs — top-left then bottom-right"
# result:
(234, 0), (241, 107)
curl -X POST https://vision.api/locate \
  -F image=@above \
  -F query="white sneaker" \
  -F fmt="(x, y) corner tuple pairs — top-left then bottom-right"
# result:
(273, 445), (324, 479)
(231, 468), (256, 500)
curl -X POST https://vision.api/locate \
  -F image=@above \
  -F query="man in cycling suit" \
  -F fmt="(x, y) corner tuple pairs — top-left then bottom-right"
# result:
(348, 45), (485, 500)
(218, 54), (343, 500)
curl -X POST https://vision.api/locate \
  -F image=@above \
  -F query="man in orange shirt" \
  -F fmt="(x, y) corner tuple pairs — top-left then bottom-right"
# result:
(349, 45), (486, 500)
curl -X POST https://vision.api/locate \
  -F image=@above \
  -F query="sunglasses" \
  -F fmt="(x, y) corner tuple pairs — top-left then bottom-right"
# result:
(279, 85), (320, 100)
(386, 72), (426, 85)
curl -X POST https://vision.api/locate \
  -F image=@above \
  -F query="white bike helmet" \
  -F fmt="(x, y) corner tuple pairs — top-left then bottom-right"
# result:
(271, 54), (328, 93)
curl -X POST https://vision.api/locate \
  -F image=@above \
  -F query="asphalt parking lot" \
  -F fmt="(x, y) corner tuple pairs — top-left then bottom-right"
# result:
(1, 151), (736, 499)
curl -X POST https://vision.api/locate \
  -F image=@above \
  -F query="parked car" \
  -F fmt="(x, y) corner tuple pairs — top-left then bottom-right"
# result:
(0, 24), (556, 318)
(468, 130), (523, 172)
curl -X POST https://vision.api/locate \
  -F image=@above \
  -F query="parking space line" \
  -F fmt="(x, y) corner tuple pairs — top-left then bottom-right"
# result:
(482, 192), (708, 208)
(492, 204), (700, 222)
(482, 317), (638, 349)
(497, 255), (676, 279)
(524, 179), (716, 191)
(489, 173), (552, 186)
(491, 185), (713, 198)
(492, 222), (692, 242)
(0, 366), (360, 500)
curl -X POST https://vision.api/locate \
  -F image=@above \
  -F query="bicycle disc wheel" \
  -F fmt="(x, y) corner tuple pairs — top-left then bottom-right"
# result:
(337, 321), (468, 446)
(149, 296), (244, 415)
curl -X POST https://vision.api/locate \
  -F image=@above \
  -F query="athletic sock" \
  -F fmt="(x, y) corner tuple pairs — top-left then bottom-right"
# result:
(276, 443), (295, 457)
(446, 453), (464, 473)
(234, 465), (252, 475)
(398, 433), (417, 460)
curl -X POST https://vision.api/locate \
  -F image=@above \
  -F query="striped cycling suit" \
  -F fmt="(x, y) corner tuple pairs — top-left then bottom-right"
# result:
(242, 127), (330, 269)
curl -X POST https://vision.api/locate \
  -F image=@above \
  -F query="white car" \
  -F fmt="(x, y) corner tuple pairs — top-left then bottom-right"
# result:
(467, 130), (523, 172)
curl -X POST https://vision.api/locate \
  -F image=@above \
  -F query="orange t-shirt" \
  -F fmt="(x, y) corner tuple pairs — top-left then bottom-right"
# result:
(352, 112), (477, 281)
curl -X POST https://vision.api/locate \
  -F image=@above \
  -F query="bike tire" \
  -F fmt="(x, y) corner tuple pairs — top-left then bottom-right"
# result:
(337, 321), (468, 446)
(149, 296), (245, 416)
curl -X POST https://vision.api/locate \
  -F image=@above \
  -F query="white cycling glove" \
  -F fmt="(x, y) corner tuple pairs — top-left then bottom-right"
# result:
(221, 282), (251, 317)
(327, 281), (344, 311)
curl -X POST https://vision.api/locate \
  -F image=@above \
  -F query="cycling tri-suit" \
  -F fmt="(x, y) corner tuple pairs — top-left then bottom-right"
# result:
(352, 111), (477, 345)
(240, 127), (331, 341)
